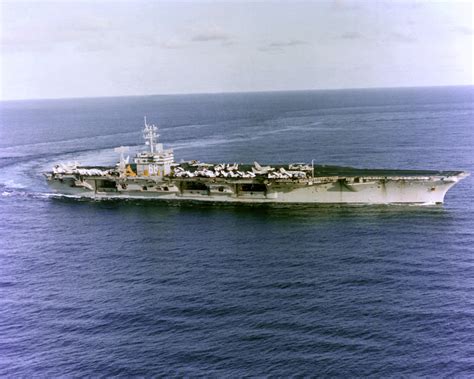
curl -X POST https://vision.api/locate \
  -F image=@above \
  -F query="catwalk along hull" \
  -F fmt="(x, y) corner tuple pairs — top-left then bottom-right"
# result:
(45, 119), (468, 205)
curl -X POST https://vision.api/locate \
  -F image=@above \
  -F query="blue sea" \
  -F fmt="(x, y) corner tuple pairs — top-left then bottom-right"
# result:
(0, 87), (473, 376)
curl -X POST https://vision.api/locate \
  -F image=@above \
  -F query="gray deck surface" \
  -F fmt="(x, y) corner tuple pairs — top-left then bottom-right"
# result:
(82, 163), (463, 178)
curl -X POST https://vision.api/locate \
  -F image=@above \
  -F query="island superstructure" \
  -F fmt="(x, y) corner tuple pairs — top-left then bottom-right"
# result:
(45, 118), (468, 204)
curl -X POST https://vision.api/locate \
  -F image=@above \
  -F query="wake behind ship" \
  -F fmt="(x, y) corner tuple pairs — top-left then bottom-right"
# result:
(45, 118), (468, 204)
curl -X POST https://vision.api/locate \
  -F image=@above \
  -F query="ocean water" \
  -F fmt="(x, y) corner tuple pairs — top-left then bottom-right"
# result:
(0, 87), (473, 376)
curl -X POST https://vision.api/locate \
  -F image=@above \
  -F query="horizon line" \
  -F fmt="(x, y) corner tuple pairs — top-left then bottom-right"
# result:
(1, 84), (473, 103)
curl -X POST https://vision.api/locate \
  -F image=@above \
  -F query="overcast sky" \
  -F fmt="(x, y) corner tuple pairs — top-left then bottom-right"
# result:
(0, 0), (473, 100)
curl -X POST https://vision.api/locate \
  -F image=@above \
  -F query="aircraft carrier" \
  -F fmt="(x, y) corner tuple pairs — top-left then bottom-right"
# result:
(45, 118), (468, 204)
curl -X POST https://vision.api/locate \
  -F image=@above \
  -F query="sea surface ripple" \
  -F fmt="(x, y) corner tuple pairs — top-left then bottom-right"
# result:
(0, 87), (473, 376)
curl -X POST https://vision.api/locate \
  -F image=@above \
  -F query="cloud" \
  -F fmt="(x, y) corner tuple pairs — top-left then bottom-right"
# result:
(337, 29), (415, 45)
(160, 38), (187, 49)
(452, 26), (474, 35)
(388, 31), (415, 43)
(1, 15), (116, 53)
(339, 32), (363, 40)
(155, 26), (234, 49)
(258, 39), (308, 52)
(268, 39), (308, 47)
(330, 0), (364, 12)
(190, 26), (232, 42)
(154, 26), (233, 49)
(221, 40), (237, 47)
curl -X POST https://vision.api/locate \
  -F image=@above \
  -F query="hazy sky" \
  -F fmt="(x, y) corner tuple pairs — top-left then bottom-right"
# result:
(0, 0), (473, 100)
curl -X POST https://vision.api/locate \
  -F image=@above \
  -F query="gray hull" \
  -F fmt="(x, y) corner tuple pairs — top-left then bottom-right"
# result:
(46, 172), (467, 204)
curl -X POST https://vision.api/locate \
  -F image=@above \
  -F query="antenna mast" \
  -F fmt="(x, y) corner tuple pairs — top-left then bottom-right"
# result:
(143, 116), (159, 154)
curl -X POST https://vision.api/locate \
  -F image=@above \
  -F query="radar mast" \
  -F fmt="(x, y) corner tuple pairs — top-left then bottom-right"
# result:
(143, 116), (160, 153)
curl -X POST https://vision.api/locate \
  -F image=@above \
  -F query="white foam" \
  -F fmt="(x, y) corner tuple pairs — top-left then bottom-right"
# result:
(3, 179), (26, 189)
